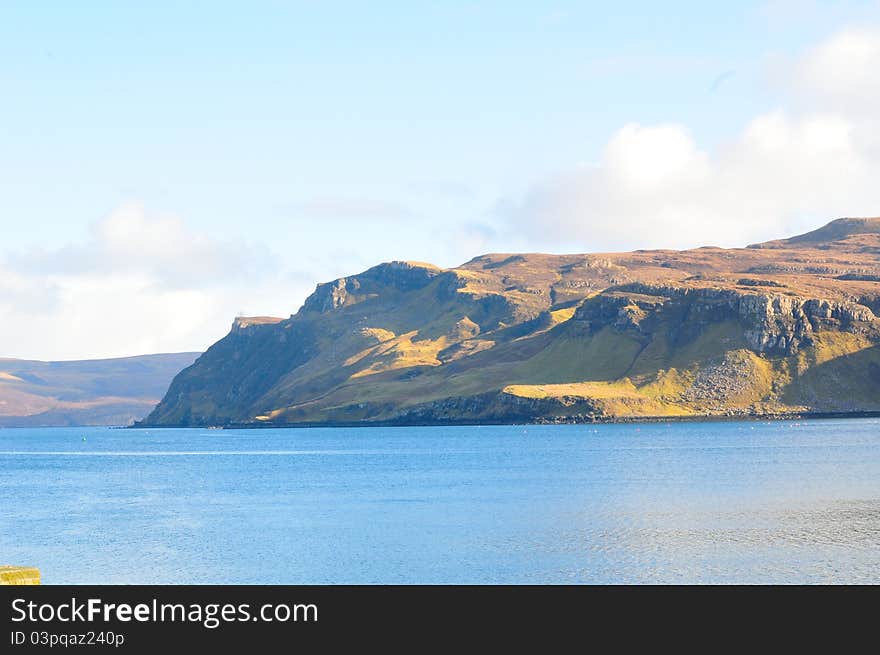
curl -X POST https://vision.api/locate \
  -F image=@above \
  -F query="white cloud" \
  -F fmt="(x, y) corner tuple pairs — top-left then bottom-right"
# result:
(503, 27), (880, 252)
(0, 204), (315, 360)
(11, 202), (276, 289)
(799, 29), (880, 92)
(784, 27), (880, 120)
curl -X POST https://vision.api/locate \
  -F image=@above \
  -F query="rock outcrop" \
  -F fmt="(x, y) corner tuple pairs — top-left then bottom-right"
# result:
(301, 261), (441, 313)
(575, 282), (876, 354)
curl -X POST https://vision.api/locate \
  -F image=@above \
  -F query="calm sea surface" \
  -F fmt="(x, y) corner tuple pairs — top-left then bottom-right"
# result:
(2, 420), (879, 584)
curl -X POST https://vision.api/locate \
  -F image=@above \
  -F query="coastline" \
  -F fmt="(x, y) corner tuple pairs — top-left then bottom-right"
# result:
(131, 410), (880, 430)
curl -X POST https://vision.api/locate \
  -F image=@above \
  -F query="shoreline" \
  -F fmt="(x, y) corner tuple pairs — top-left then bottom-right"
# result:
(130, 410), (880, 430)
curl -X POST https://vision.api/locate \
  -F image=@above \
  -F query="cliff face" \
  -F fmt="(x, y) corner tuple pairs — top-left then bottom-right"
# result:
(583, 283), (877, 354)
(141, 218), (880, 426)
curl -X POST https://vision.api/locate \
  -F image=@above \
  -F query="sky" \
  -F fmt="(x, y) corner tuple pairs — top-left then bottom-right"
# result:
(2, 0), (880, 359)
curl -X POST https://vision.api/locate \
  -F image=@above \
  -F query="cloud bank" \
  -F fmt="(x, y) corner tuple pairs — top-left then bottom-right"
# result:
(503, 27), (880, 252)
(0, 204), (312, 360)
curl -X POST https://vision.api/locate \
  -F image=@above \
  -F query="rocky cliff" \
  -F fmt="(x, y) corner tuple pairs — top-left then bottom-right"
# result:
(141, 218), (880, 426)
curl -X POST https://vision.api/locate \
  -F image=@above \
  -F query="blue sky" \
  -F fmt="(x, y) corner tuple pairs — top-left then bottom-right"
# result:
(2, 1), (880, 358)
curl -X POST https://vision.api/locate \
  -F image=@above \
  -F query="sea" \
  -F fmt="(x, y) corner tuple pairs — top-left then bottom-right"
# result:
(2, 419), (879, 584)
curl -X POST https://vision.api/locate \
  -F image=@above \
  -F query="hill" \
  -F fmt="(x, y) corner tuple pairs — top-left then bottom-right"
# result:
(0, 353), (200, 427)
(140, 218), (880, 427)
(751, 217), (880, 248)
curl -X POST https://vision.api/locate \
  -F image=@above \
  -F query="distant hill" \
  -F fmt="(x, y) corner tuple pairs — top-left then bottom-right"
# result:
(140, 217), (880, 427)
(0, 353), (200, 427)
(749, 217), (880, 248)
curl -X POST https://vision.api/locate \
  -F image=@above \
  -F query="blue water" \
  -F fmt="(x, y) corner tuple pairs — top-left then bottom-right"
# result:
(1, 420), (879, 584)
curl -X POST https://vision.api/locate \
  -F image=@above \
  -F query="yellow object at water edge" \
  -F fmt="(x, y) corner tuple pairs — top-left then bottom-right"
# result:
(0, 566), (40, 585)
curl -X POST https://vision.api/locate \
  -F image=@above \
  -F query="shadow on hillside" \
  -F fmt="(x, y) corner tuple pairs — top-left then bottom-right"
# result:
(780, 344), (880, 412)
